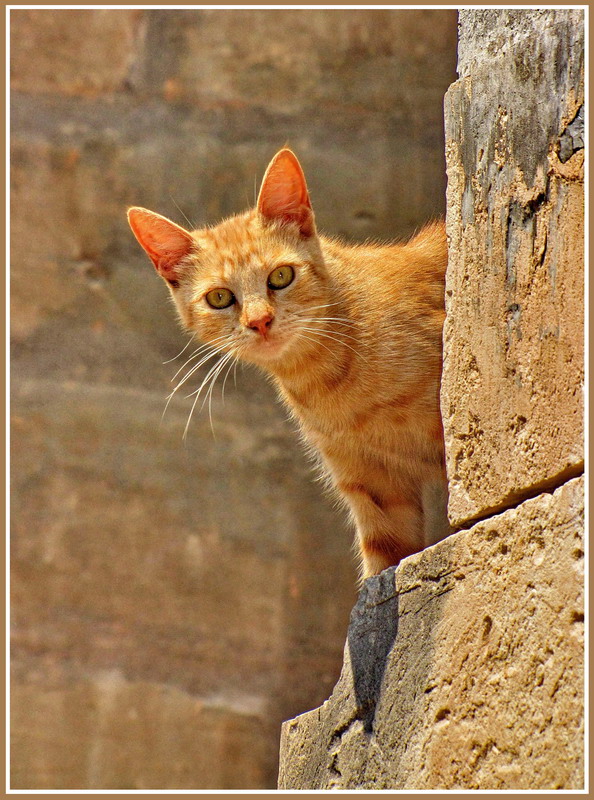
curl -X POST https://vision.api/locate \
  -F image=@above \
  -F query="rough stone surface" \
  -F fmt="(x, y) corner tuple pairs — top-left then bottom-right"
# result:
(442, 9), (584, 527)
(278, 477), (584, 790)
(12, 676), (271, 790)
(456, 9), (584, 78)
(10, 378), (356, 790)
(10, 9), (457, 790)
(10, 10), (142, 96)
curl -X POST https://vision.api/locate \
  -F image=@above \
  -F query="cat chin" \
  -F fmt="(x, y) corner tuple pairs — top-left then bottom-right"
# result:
(243, 333), (294, 364)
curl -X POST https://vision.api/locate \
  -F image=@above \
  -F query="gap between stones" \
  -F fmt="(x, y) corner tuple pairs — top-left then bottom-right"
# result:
(451, 460), (584, 533)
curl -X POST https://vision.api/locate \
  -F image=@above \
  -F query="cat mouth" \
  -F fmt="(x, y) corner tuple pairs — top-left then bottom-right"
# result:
(246, 329), (294, 360)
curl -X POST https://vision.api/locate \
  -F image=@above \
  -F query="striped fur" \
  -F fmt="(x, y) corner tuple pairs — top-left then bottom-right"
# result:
(128, 149), (450, 583)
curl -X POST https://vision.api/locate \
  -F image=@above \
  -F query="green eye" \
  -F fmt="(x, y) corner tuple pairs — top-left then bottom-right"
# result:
(268, 265), (295, 290)
(205, 288), (235, 309)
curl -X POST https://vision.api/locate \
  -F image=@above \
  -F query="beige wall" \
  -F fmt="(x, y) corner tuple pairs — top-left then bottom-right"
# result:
(10, 9), (458, 789)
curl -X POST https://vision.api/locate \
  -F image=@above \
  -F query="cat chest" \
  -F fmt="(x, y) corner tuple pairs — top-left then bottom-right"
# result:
(289, 393), (444, 472)
(288, 390), (423, 441)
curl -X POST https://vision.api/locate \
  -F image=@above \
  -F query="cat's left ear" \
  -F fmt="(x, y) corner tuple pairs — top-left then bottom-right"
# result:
(127, 207), (195, 287)
(257, 149), (316, 238)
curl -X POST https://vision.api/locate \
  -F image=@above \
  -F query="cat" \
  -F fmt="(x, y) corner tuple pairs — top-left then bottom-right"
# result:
(127, 148), (450, 582)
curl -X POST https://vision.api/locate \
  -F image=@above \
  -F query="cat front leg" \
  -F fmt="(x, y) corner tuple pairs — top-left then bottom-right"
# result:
(337, 481), (425, 582)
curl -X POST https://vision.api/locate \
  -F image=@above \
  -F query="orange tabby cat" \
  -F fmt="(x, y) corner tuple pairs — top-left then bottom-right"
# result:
(128, 148), (450, 581)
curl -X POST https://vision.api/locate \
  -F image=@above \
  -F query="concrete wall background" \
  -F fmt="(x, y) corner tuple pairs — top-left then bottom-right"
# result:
(10, 9), (458, 789)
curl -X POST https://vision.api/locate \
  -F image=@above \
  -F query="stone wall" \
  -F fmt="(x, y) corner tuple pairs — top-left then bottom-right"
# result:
(443, 8), (584, 526)
(9, 9), (458, 790)
(278, 9), (584, 790)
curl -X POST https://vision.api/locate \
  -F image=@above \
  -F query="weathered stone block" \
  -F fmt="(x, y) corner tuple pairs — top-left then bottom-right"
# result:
(442, 9), (584, 527)
(127, 8), (458, 238)
(10, 10), (141, 96)
(456, 9), (584, 79)
(278, 477), (584, 790)
(11, 673), (271, 789)
(11, 378), (356, 789)
(134, 10), (456, 115)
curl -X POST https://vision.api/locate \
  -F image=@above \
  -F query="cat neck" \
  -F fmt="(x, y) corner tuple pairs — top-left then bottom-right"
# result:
(268, 312), (360, 405)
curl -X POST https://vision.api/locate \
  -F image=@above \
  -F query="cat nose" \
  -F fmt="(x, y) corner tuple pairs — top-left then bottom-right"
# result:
(247, 313), (274, 336)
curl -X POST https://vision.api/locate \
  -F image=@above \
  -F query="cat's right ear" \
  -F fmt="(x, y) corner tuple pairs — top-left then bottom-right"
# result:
(127, 207), (195, 287)
(257, 149), (316, 238)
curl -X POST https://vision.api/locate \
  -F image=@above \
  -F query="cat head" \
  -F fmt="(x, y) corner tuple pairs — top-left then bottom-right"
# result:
(128, 149), (331, 370)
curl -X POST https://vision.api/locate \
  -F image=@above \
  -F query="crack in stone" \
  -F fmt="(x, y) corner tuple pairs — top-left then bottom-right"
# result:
(452, 465), (584, 532)
(396, 568), (463, 598)
(330, 714), (360, 747)
(399, 586), (455, 617)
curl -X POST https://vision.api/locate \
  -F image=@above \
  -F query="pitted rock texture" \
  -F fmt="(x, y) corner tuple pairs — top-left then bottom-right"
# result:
(456, 9), (585, 81)
(278, 477), (584, 790)
(442, 9), (584, 528)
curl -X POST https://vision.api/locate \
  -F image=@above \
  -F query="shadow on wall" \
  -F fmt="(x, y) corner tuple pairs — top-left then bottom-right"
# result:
(10, 8), (458, 790)
(348, 569), (399, 734)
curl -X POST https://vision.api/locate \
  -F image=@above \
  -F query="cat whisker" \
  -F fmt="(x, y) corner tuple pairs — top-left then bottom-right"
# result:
(304, 301), (344, 312)
(298, 327), (362, 355)
(200, 353), (233, 438)
(220, 358), (236, 407)
(297, 316), (366, 339)
(221, 347), (245, 406)
(312, 316), (361, 326)
(182, 391), (202, 443)
(205, 351), (238, 434)
(182, 354), (231, 441)
(187, 350), (237, 439)
(168, 194), (195, 232)
(306, 327), (364, 346)
(307, 315), (357, 322)
(163, 333), (196, 364)
(164, 336), (237, 421)
(296, 315), (362, 331)
(170, 345), (213, 383)
(204, 352), (235, 409)
(168, 334), (243, 438)
(296, 312), (355, 322)
(295, 331), (341, 359)
(170, 334), (232, 381)
(185, 350), (233, 402)
(162, 349), (222, 423)
(295, 310), (362, 330)
(171, 346), (225, 395)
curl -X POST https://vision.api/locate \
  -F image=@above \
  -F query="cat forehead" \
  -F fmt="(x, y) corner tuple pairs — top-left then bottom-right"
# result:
(194, 213), (301, 268)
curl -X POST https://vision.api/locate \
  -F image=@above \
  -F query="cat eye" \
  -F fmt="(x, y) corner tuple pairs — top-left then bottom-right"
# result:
(205, 288), (235, 309)
(268, 265), (295, 290)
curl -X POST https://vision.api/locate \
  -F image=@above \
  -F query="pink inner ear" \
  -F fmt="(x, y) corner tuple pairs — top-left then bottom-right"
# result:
(257, 150), (314, 236)
(128, 207), (194, 283)
(263, 175), (304, 218)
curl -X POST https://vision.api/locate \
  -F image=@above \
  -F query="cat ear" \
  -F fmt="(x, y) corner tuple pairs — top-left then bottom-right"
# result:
(127, 207), (195, 286)
(257, 149), (315, 237)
